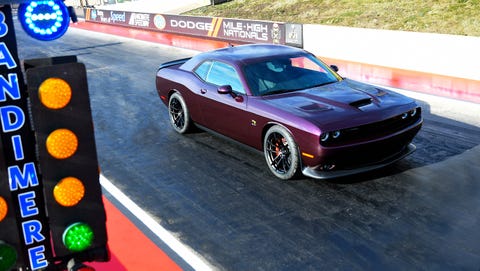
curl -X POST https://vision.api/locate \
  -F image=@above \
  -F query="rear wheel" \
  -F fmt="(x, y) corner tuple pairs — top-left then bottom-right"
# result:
(168, 92), (191, 134)
(263, 125), (300, 180)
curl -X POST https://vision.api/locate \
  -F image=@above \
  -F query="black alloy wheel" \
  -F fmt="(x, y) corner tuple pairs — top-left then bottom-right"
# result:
(168, 92), (191, 134)
(263, 125), (300, 180)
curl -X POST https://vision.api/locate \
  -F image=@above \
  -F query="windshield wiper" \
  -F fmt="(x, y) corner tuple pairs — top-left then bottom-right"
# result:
(263, 89), (292, 96)
(311, 80), (337, 88)
(262, 80), (338, 96)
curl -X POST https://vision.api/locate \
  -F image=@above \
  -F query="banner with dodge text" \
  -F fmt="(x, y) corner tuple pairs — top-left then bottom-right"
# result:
(84, 8), (303, 47)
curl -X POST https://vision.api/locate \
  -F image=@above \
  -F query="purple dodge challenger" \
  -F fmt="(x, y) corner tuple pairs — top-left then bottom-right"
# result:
(155, 44), (422, 180)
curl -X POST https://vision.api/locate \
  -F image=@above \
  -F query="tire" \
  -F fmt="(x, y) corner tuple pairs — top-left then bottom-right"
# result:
(168, 92), (191, 134)
(263, 125), (300, 180)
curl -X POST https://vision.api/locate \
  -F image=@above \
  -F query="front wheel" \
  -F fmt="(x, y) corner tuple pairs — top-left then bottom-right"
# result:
(168, 92), (191, 134)
(263, 125), (300, 180)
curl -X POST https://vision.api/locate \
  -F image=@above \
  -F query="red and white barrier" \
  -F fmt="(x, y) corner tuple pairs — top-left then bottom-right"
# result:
(303, 24), (480, 103)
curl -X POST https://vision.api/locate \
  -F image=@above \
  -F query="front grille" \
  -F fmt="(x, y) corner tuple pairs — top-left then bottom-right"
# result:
(321, 107), (422, 147)
(337, 141), (409, 170)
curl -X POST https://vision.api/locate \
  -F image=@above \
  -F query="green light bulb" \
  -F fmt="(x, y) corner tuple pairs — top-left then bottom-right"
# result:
(0, 242), (17, 271)
(62, 222), (94, 252)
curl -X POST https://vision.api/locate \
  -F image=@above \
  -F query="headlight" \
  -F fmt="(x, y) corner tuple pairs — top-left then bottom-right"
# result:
(321, 130), (341, 143)
(320, 132), (330, 142)
(409, 108), (417, 117)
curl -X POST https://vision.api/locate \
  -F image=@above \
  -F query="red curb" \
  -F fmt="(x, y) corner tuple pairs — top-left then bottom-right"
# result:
(88, 197), (183, 271)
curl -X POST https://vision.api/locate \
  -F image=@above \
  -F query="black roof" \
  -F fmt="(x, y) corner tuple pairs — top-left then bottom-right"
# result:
(181, 44), (307, 70)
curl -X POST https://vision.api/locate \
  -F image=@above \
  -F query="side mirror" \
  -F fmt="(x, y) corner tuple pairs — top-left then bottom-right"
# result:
(330, 65), (339, 72)
(217, 85), (243, 102)
(217, 85), (233, 94)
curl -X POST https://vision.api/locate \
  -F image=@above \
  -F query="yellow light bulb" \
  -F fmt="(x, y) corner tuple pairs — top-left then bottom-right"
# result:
(38, 78), (72, 109)
(0, 196), (7, 222)
(54, 177), (85, 207)
(46, 129), (78, 159)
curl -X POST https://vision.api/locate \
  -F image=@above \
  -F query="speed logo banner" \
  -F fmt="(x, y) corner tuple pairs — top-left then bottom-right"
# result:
(83, 8), (303, 46)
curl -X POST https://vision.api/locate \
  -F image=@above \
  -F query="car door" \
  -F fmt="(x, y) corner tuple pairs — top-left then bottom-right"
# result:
(193, 60), (251, 143)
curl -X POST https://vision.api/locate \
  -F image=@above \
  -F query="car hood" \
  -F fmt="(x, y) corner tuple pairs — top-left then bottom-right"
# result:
(259, 79), (417, 129)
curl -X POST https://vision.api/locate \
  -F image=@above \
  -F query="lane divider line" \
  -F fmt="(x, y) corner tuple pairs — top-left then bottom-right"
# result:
(99, 174), (214, 271)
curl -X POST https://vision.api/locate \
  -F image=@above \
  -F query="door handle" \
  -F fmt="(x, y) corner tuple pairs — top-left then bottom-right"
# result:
(200, 89), (207, 94)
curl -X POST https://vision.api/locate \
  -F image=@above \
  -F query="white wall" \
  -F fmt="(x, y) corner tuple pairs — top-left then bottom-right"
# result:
(303, 24), (480, 81)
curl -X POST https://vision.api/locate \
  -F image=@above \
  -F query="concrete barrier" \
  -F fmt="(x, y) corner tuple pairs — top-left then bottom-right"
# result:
(72, 11), (480, 103)
(303, 25), (480, 103)
(304, 25), (480, 81)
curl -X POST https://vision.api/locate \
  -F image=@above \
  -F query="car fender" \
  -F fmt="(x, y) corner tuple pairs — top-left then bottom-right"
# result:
(262, 120), (321, 168)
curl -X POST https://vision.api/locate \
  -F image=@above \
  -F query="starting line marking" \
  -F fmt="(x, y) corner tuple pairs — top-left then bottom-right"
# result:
(99, 174), (214, 271)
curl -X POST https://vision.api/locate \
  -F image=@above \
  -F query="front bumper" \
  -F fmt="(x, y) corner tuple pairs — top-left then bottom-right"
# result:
(302, 143), (416, 179)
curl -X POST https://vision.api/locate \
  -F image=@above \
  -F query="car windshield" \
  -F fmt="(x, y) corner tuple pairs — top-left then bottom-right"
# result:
(243, 53), (340, 96)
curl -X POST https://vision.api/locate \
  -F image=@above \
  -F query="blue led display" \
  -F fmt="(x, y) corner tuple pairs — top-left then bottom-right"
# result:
(18, 0), (70, 41)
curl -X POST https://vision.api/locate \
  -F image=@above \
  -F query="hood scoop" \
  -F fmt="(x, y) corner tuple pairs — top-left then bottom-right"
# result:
(349, 98), (373, 108)
(297, 102), (330, 112)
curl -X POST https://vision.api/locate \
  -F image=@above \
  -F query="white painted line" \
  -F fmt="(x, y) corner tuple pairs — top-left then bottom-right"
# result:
(99, 174), (214, 271)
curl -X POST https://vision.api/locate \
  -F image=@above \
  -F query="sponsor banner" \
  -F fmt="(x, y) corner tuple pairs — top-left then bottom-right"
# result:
(85, 9), (302, 46)
(153, 14), (285, 44)
(285, 23), (303, 47)
(85, 9), (140, 26)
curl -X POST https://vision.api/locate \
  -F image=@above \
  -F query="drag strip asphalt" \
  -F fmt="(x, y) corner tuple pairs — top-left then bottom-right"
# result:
(17, 24), (480, 270)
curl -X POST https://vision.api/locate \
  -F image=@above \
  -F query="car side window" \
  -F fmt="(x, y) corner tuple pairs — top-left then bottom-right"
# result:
(194, 60), (212, 81)
(206, 61), (246, 94)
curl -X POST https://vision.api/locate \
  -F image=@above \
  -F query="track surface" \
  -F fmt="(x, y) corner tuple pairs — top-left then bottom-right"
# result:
(18, 25), (480, 270)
